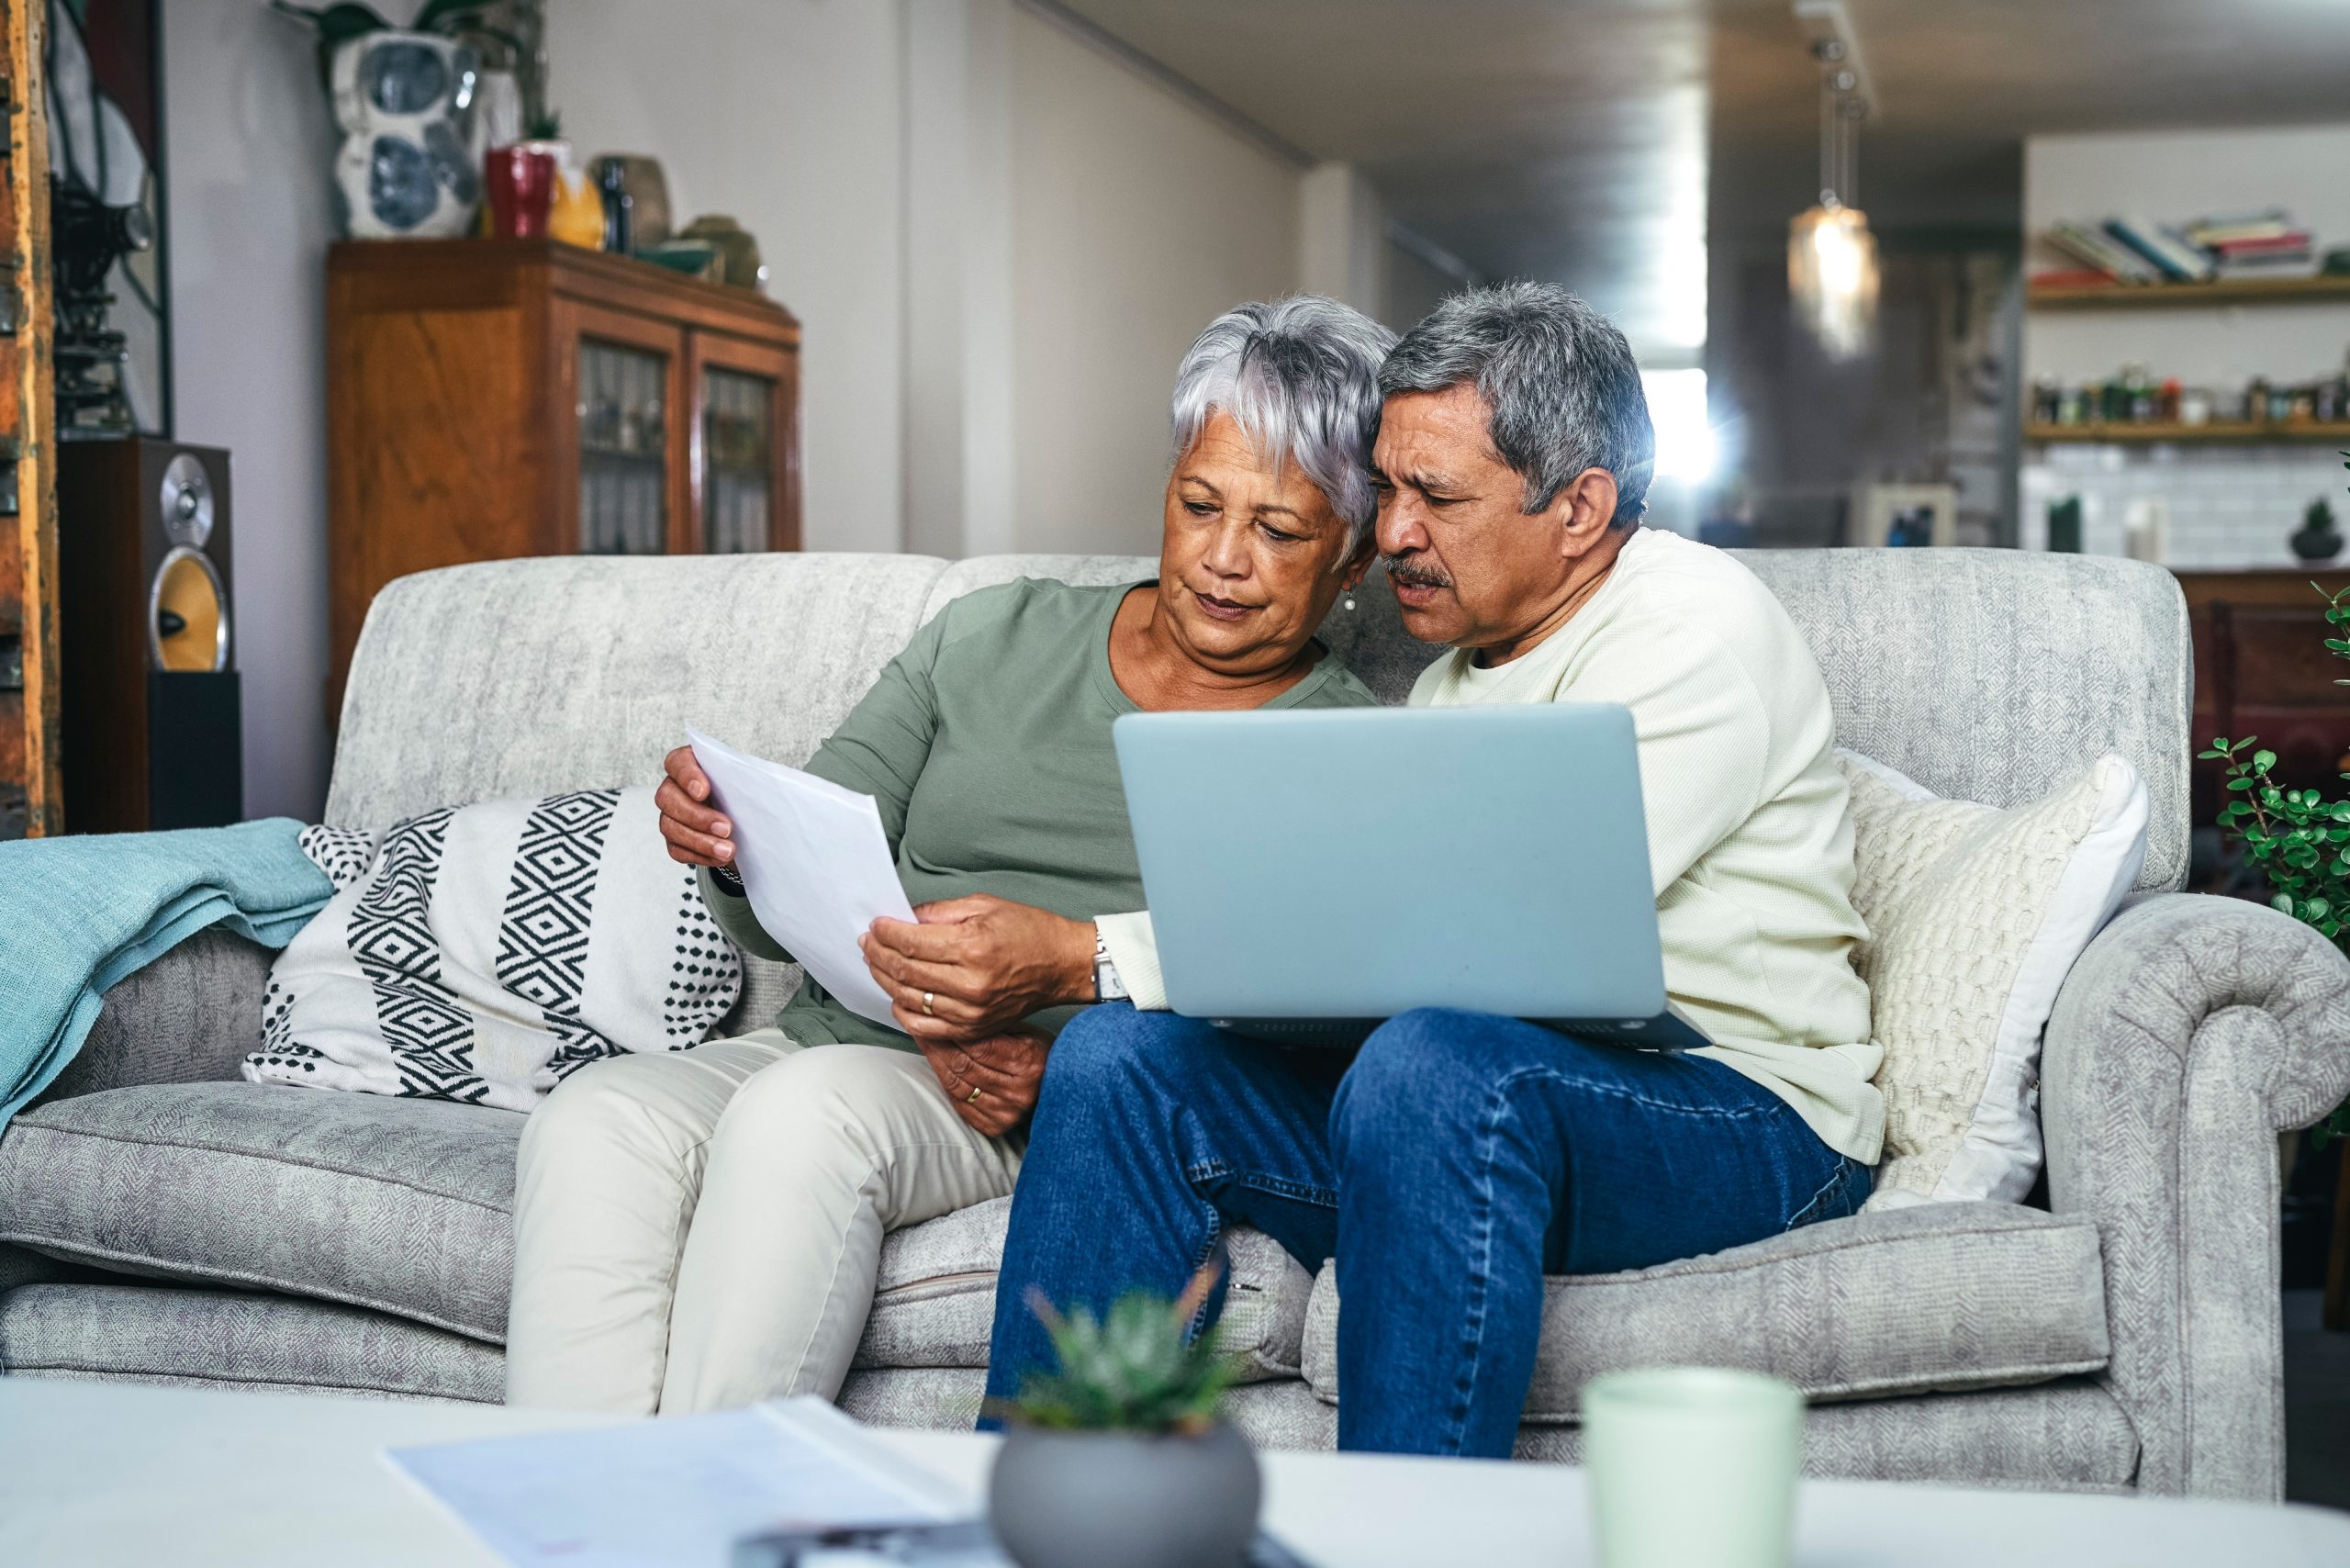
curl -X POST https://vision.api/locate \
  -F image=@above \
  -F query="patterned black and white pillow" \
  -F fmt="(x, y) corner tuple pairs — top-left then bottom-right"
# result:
(247, 787), (743, 1111)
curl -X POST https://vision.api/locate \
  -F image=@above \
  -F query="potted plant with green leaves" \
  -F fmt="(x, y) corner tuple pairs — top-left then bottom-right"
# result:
(2292, 493), (2344, 564)
(988, 1267), (1259, 1568)
(2201, 568), (2350, 1149)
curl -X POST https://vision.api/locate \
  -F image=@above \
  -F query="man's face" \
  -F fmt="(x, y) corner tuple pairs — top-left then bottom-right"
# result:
(1371, 385), (1578, 652)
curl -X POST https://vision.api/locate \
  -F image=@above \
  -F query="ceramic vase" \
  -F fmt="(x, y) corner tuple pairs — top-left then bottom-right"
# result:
(988, 1422), (1260, 1568)
(2291, 508), (2344, 563)
(330, 32), (480, 240)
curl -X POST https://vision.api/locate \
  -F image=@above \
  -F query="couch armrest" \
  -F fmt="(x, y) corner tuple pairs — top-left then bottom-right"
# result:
(2041, 892), (2350, 1499)
(30, 928), (273, 1103)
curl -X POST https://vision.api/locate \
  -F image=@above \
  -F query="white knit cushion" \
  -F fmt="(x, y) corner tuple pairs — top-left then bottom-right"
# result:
(1839, 751), (2148, 1208)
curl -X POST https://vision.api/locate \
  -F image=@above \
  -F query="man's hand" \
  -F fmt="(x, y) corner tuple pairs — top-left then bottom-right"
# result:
(655, 745), (734, 869)
(861, 893), (1095, 1044)
(922, 1028), (1049, 1137)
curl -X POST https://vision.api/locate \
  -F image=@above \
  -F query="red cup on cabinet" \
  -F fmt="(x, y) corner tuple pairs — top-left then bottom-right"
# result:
(487, 145), (557, 239)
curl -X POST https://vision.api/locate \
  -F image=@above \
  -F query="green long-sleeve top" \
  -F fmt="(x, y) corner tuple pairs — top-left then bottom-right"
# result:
(700, 577), (1380, 1051)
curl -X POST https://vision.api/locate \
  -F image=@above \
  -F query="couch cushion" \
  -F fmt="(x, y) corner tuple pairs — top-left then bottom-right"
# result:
(857, 1196), (1313, 1383)
(0, 1086), (1315, 1380)
(0, 1082), (522, 1341)
(0, 1281), (501, 1402)
(1300, 1202), (2108, 1417)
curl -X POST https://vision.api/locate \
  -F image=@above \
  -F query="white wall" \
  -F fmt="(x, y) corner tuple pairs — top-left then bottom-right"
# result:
(161, 0), (1333, 820)
(552, 0), (908, 554)
(1006, 6), (1303, 556)
(165, 0), (337, 823)
(2021, 124), (2350, 568)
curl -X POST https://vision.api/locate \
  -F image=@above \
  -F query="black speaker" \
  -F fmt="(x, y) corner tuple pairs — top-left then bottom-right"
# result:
(59, 438), (242, 833)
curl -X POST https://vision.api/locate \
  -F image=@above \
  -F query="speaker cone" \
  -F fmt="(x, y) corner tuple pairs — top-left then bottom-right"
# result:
(150, 546), (229, 672)
(159, 452), (215, 548)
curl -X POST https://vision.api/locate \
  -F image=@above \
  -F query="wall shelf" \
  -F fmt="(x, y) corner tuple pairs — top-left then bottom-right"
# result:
(2024, 420), (2350, 444)
(2028, 275), (2350, 310)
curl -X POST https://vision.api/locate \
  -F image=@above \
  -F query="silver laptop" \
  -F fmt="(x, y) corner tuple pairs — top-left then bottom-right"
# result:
(1111, 703), (1708, 1050)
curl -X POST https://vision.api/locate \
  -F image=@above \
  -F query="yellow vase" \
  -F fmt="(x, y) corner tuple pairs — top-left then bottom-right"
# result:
(550, 164), (607, 250)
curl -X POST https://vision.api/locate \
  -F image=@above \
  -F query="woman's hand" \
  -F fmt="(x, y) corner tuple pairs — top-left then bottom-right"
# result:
(922, 1027), (1049, 1137)
(655, 745), (735, 869)
(861, 893), (1095, 1044)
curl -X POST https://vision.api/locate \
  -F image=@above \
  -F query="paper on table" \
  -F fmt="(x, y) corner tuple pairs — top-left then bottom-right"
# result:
(686, 728), (916, 1028)
(386, 1397), (961, 1568)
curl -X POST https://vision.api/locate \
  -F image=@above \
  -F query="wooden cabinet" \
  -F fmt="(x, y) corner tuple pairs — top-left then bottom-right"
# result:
(325, 239), (800, 710)
(2178, 569), (2350, 823)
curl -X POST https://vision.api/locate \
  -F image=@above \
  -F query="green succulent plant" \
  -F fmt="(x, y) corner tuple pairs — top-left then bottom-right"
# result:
(1008, 1266), (1242, 1435)
(2201, 570), (2350, 1147)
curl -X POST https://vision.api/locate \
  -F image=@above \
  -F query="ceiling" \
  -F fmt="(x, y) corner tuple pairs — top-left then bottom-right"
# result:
(1052, 0), (2350, 354)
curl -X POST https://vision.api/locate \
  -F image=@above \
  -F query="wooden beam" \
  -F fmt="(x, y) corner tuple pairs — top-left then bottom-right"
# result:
(6, 0), (58, 835)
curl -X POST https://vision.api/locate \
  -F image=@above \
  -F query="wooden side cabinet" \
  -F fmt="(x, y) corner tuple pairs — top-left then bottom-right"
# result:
(325, 239), (801, 709)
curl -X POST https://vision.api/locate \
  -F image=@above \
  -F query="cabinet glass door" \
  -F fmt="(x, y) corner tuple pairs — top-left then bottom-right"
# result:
(699, 365), (775, 554)
(576, 339), (670, 554)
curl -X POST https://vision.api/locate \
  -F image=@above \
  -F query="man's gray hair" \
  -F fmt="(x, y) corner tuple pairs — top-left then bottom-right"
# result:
(1169, 296), (1397, 558)
(1379, 281), (1655, 529)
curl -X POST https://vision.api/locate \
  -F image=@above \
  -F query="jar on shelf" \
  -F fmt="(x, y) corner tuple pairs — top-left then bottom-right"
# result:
(2179, 386), (2212, 426)
(2031, 376), (2062, 425)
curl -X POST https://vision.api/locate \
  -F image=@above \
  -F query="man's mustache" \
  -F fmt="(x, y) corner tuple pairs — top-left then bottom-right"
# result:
(1381, 554), (1453, 591)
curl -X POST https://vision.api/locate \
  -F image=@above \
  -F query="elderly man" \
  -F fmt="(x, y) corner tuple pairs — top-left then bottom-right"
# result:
(981, 282), (1879, 1458)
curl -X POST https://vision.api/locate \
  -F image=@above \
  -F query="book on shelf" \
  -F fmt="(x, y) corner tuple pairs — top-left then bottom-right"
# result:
(2216, 253), (2322, 280)
(2104, 218), (2215, 282)
(2184, 209), (2293, 248)
(2044, 221), (2158, 282)
(2027, 268), (2120, 290)
(2210, 230), (2314, 258)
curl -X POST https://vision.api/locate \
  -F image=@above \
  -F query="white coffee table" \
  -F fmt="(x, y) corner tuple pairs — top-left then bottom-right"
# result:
(2, 1377), (2344, 1567)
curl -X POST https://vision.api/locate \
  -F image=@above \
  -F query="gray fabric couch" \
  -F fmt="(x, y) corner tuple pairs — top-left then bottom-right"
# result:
(4, 546), (2347, 1502)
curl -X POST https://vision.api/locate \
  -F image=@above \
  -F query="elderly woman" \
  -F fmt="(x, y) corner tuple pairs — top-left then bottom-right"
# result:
(504, 295), (1394, 1413)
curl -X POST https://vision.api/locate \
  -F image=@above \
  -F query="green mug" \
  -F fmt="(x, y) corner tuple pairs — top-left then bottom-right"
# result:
(1582, 1367), (1804, 1568)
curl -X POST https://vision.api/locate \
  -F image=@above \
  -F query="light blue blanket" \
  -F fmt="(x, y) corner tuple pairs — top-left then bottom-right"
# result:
(0, 818), (334, 1123)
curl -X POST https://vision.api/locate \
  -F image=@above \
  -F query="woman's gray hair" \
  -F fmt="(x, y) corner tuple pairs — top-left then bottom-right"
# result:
(1168, 296), (1397, 558)
(1379, 281), (1655, 529)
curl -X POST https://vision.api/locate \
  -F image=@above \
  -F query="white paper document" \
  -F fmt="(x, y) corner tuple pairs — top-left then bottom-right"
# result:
(687, 728), (916, 1027)
(386, 1397), (960, 1568)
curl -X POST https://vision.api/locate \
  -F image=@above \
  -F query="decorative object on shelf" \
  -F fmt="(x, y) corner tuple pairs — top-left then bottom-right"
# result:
(594, 153), (672, 247)
(471, 67), (523, 151)
(1848, 482), (1954, 549)
(330, 32), (481, 239)
(988, 1267), (1258, 1568)
(594, 156), (631, 254)
(677, 214), (767, 291)
(485, 141), (554, 238)
(2294, 493), (2345, 565)
(1786, 6), (1876, 361)
(2025, 359), (2350, 445)
(274, 2), (501, 239)
(2123, 496), (2167, 565)
(46, 0), (172, 439)
(2046, 496), (2082, 554)
(520, 120), (608, 251)
(637, 240), (721, 282)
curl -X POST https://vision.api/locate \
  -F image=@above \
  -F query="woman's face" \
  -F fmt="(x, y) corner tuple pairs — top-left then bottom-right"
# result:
(1155, 409), (1370, 678)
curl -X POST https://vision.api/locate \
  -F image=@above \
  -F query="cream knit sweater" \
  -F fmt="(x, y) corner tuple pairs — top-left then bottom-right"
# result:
(1409, 527), (1882, 1162)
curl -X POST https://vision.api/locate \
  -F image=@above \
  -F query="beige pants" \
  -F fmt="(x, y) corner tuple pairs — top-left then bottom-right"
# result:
(504, 1028), (1023, 1414)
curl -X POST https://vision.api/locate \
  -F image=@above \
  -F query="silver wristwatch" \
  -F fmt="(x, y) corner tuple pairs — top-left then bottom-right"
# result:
(1092, 923), (1129, 1002)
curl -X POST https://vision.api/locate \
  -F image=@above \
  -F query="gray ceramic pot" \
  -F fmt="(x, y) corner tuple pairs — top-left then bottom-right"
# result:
(989, 1421), (1261, 1568)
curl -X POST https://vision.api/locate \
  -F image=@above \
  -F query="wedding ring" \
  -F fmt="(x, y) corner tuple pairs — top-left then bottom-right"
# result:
(923, 991), (935, 1015)
(967, 1085), (983, 1104)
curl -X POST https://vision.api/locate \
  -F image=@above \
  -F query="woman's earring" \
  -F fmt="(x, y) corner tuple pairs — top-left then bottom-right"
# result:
(1343, 593), (1357, 611)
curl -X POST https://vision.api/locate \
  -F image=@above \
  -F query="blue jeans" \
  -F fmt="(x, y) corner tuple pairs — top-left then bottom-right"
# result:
(981, 1004), (1868, 1458)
